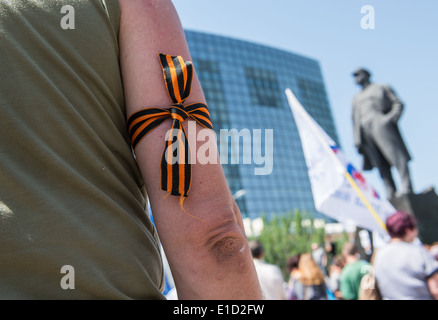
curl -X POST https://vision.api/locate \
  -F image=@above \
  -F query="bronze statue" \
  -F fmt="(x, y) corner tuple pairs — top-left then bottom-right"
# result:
(351, 68), (413, 199)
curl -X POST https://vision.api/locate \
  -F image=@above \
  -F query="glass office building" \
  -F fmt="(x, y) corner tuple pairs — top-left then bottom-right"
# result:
(185, 30), (340, 221)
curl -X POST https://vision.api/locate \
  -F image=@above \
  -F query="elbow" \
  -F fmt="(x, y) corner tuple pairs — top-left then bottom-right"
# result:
(190, 205), (249, 264)
(204, 215), (248, 264)
(208, 227), (248, 263)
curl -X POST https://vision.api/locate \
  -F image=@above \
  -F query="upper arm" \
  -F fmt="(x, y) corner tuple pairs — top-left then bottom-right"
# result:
(118, 0), (204, 111)
(118, 0), (239, 237)
(422, 247), (438, 299)
(117, 0), (259, 299)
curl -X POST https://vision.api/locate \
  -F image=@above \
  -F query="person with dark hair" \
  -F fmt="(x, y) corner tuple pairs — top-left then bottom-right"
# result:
(249, 240), (288, 300)
(286, 254), (301, 300)
(338, 242), (370, 300)
(286, 254), (301, 276)
(324, 236), (337, 265)
(374, 211), (438, 299)
(327, 254), (346, 299)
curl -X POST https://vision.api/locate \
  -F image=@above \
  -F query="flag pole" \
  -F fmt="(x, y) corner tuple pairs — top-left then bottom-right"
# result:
(285, 88), (387, 232)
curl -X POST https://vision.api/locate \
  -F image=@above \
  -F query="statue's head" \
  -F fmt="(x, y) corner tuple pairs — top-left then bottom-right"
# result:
(352, 68), (371, 86)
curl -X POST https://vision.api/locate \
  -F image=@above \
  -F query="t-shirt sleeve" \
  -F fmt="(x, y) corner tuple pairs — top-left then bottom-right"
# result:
(421, 247), (438, 278)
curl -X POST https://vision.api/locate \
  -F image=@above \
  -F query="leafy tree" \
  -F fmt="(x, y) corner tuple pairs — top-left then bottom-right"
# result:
(249, 210), (327, 280)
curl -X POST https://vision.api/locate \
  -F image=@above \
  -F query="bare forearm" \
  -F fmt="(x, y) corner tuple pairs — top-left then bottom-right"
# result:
(428, 273), (438, 299)
(136, 121), (262, 299)
(159, 209), (261, 300)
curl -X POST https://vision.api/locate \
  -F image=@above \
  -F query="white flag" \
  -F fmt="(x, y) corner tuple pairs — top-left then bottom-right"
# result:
(285, 88), (395, 235)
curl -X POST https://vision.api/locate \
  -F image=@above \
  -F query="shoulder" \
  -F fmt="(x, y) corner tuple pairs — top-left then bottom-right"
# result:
(340, 263), (352, 277)
(381, 84), (393, 91)
(374, 243), (396, 261)
(294, 275), (305, 286)
(416, 243), (438, 261)
(399, 241), (425, 255)
(266, 262), (284, 276)
(353, 260), (370, 273)
(376, 242), (423, 261)
(374, 245), (388, 261)
(358, 260), (371, 271)
(255, 260), (278, 272)
(119, 0), (159, 10)
(379, 84), (399, 96)
(358, 259), (370, 266)
(368, 83), (388, 91)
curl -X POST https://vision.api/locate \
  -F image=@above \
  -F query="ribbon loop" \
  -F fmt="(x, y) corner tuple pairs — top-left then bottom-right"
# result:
(159, 53), (193, 104)
(127, 53), (213, 201)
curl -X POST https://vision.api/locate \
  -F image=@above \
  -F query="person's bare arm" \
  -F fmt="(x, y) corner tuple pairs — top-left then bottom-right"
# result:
(427, 272), (438, 299)
(118, 0), (262, 300)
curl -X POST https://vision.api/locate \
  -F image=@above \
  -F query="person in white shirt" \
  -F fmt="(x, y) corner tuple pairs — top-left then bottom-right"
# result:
(374, 211), (438, 300)
(249, 240), (288, 300)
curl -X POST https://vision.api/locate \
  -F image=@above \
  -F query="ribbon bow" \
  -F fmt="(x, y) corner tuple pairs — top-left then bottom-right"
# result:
(127, 53), (213, 206)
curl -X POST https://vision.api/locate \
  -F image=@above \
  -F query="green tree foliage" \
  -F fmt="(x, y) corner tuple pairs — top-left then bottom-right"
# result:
(250, 210), (327, 280)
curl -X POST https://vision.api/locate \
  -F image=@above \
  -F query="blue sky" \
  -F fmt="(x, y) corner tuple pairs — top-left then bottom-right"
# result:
(173, 0), (438, 197)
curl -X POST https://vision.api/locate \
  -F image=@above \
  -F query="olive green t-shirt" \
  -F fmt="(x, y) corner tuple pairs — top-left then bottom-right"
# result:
(0, 0), (164, 299)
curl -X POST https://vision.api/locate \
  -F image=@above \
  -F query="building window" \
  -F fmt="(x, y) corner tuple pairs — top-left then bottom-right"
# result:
(245, 67), (282, 108)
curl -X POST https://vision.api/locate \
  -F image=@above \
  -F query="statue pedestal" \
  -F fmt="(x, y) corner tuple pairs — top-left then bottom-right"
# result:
(389, 186), (438, 245)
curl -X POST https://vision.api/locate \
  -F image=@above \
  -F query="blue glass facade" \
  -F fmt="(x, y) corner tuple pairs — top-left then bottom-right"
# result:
(185, 30), (340, 221)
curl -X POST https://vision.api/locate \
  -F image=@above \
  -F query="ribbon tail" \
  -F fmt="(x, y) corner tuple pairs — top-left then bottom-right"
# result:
(179, 195), (206, 223)
(160, 119), (192, 197)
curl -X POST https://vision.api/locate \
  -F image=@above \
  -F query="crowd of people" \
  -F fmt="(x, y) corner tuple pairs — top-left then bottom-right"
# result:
(248, 211), (438, 300)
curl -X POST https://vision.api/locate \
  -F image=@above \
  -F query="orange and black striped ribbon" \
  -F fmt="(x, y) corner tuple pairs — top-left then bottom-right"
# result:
(127, 53), (213, 201)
